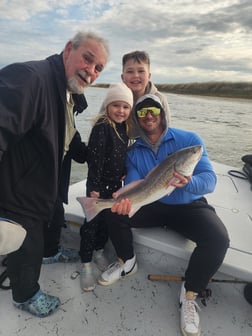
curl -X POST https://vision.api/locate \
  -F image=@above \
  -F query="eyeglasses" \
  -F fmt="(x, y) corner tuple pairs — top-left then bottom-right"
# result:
(136, 106), (161, 118)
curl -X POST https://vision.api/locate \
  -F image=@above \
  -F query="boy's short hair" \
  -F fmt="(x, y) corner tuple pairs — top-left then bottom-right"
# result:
(122, 51), (150, 68)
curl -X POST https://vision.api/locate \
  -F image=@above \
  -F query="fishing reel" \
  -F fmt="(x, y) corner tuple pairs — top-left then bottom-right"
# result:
(244, 284), (252, 305)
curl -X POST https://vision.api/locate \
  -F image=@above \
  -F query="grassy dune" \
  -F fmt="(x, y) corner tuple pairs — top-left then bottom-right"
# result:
(92, 82), (252, 99)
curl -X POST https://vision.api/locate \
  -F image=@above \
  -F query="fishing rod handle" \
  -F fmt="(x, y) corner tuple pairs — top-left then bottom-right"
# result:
(147, 274), (251, 284)
(148, 274), (184, 281)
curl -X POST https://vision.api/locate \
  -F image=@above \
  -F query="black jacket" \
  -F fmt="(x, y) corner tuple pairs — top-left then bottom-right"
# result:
(0, 53), (72, 220)
(86, 118), (128, 199)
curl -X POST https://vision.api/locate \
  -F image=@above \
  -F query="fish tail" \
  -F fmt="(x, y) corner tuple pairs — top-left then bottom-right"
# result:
(76, 197), (101, 222)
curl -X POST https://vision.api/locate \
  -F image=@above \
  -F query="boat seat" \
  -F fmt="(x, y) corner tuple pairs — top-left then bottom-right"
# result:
(64, 174), (252, 282)
(64, 206), (252, 283)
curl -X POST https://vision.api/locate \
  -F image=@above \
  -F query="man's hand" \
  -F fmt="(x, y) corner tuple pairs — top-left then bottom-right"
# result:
(111, 197), (132, 215)
(171, 172), (191, 188)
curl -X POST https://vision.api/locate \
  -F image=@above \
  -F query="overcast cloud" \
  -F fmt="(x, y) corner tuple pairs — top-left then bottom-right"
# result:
(0, 0), (251, 84)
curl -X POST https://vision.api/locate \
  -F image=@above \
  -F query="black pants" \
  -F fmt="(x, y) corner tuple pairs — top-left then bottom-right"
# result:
(79, 210), (109, 263)
(43, 197), (64, 257)
(106, 198), (230, 294)
(0, 208), (44, 302)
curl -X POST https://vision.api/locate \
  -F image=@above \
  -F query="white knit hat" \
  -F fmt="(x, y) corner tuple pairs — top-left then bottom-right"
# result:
(0, 219), (27, 255)
(99, 83), (133, 114)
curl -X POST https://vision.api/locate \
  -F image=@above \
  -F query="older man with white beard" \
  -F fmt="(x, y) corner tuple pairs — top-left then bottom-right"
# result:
(0, 31), (109, 318)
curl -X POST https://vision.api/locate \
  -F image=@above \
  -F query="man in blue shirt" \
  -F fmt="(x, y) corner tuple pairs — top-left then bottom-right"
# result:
(98, 94), (229, 336)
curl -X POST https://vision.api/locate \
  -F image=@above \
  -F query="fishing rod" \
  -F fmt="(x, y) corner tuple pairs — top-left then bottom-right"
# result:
(148, 274), (252, 306)
(147, 274), (252, 284)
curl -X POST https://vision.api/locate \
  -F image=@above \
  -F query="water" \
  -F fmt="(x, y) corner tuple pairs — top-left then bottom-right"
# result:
(71, 87), (252, 184)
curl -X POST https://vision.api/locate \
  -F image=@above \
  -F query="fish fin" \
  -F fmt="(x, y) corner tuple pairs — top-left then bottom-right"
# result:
(145, 159), (173, 179)
(114, 180), (144, 198)
(164, 177), (180, 195)
(128, 205), (141, 218)
(165, 185), (176, 196)
(145, 165), (159, 177)
(76, 197), (100, 222)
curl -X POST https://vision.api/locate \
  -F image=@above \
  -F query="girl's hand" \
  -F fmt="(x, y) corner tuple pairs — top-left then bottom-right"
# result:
(90, 191), (100, 198)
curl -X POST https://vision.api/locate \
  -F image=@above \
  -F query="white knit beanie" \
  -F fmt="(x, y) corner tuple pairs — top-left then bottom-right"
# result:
(99, 83), (133, 115)
(0, 219), (27, 255)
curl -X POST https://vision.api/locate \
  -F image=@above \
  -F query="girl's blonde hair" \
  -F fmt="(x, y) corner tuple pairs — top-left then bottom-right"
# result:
(92, 111), (129, 143)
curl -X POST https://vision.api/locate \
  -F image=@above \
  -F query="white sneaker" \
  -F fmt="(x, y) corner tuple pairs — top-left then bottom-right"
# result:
(80, 263), (96, 291)
(93, 249), (109, 271)
(98, 255), (137, 286)
(179, 282), (201, 336)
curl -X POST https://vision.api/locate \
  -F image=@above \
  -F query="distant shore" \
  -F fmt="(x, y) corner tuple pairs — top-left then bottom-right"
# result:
(92, 82), (252, 100)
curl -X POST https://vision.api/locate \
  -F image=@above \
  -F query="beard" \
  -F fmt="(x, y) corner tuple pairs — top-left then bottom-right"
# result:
(67, 77), (85, 94)
(67, 71), (91, 94)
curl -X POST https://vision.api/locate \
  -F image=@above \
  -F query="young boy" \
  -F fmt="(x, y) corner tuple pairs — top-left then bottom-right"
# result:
(121, 50), (171, 138)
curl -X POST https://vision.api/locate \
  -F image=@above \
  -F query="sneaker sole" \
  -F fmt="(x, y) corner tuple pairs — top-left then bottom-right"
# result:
(80, 277), (96, 292)
(180, 325), (201, 336)
(98, 264), (138, 286)
(82, 285), (96, 292)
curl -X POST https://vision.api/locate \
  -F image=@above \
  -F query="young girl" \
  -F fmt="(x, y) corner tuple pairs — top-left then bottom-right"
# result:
(121, 50), (171, 138)
(79, 82), (133, 291)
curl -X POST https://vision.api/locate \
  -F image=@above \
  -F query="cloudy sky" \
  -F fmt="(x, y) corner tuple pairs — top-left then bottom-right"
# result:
(0, 0), (251, 84)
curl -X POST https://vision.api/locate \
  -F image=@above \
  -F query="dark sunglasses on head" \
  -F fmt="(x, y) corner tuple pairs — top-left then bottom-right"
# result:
(136, 106), (161, 118)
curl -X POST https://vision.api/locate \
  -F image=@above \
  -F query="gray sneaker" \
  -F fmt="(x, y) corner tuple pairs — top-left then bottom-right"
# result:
(80, 263), (96, 292)
(93, 249), (109, 271)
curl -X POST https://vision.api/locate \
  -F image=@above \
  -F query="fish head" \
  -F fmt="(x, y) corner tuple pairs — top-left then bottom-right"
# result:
(174, 145), (203, 176)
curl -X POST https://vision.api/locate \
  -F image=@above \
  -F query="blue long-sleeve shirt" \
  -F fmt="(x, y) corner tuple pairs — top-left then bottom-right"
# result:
(125, 127), (216, 205)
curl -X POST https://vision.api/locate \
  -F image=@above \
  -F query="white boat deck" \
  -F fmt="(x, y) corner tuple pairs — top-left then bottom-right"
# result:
(1, 161), (252, 336)
(1, 232), (252, 336)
